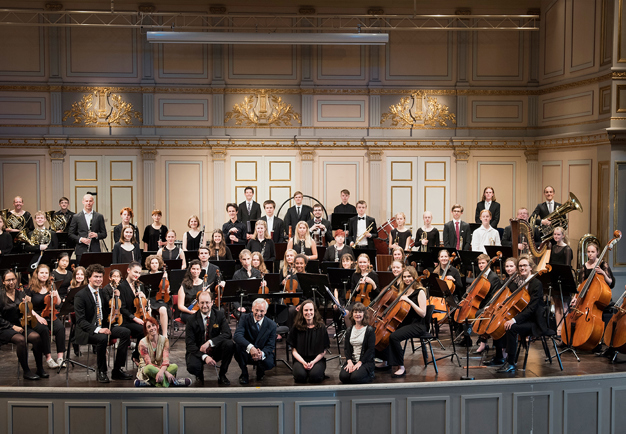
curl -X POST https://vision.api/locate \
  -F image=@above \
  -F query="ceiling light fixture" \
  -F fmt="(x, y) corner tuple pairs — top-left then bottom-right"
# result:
(146, 31), (388, 45)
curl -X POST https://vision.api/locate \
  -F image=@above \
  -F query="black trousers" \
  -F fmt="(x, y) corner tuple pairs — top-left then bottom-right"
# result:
(378, 322), (426, 367)
(339, 361), (374, 384)
(86, 325), (131, 372)
(186, 340), (235, 379)
(493, 336), (506, 359)
(234, 344), (275, 376)
(293, 358), (326, 383)
(505, 322), (534, 364)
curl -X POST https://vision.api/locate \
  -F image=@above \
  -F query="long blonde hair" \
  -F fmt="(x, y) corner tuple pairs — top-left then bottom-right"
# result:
(253, 220), (271, 241)
(293, 221), (313, 248)
(282, 249), (297, 276)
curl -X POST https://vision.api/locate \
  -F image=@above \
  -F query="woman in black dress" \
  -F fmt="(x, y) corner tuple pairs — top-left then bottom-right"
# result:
(549, 226), (574, 334)
(577, 241), (614, 289)
(142, 209), (168, 252)
(388, 212), (413, 252)
(287, 221), (318, 260)
(176, 260), (203, 324)
(349, 253), (380, 303)
(113, 207), (140, 244)
(52, 252), (72, 299)
(112, 225), (142, 264)
(207, 229), (233, 260)
(415, 211), (440, 252)
(182, 215), (203, 251)
(158, 230), (186, 269)
(146, 254), (172, 338)
(288, 299), (330, 383)
(339, 302), (375, 384)
(246, 220), (276, 261)
(0, 217), (13, 256)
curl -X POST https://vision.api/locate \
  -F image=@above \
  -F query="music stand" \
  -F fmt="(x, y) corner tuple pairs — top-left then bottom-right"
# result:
(331, 213), (356, 233)
(469, 223), (481, 233)
(163, 259), (183, 270)
(228, 244), (245, 259)
(222, 279), (262, 311)
(264, 259), (275, 274)
(141, 251), (158, 269)
(275, 243), (288, 262)
(79, 252), (112, 268)
(425, 274), (462, 367)
(0, 253), (33, 275)
(37, 248), (75, 267)
(377, 271), (395, 289)
(305, 259), (320, 274)
(185, 250), (199, 263)
(406, 251), (436, 273)
(320, 261), (339, 274)
(457, 251), (483, 282)
(168, 269), (187, 295)
(56, 232), (71, 249)
(139, 272), (163, 299)
(209, 260), (237, 280)
(316, 246), (327, 262)
(57, 284), (94, 378)
(246, 220), (258, 235)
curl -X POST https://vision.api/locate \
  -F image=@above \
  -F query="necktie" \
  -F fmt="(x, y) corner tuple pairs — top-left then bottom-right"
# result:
(358, 217), (365, 221)
(256, 321), (261, 331)
(549, 202), (553, 213)
(247, 202), (251, 214)
(297, 207), (301, 217)
(205, 316), (210, 342)
(455, 221), (460, 250)
(94, 290), (102, 327)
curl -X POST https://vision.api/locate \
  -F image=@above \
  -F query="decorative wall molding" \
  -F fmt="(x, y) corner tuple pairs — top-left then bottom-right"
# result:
(48, 146), (66, 160)
(225, 92), (301, 126)
(63, 89), (143, 126)
(381, 92), (456, 127)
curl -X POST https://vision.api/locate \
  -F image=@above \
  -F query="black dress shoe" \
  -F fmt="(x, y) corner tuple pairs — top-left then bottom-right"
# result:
(73, 343), (81, 357)
(218, 374), (230, 386)
(97, 370), (110, 383)
(239, 374), (249, 385)
(36, 370), (50, 378)
(23, 370), (40, 381)
(496, 362), (516, 373)
(111, 369), (133, 380)
(473, 345), (490, 355)
(483, 357), (505, 366)
(256, 373), (265, 381)
(391, 369), (406, 378)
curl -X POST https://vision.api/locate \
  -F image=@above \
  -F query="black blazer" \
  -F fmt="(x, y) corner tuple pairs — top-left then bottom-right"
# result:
(475, 201), (500, 229)
(307, 218), (333, 244)
(283, 205), (313, 233)
(234, 313), (277, 360)
(185, 308), (232, 358)
(74, 285), (112, 345)
(347, 215), (378, 250)
(442, 220), (471, 250)
(118, 279), (147, 323)
(68, 210), (107, 257)
(237, 201), (262, 224)
(344, 325), (375, 365)
(531, 202), (562, 225)
(113, 223), (140, 244)
(260, 216), (286, 243)
(514, 278), (549, 336)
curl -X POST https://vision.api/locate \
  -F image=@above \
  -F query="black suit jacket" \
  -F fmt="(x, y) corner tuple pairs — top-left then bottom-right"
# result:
(307, 218), (333, 244)
(118, 279), (147, 323)
(475, 201), (500, 228)
(514, 279), (549, 336)
(531, 202), (562, 225)
(283, 205), (313, 233)
(347, 215), (378, 250)
(234, 313), (277, 360)
(260, 216), (286, 243)
(442, 220), (471, 250)
(68, 210), (107, 257)
(185, 308), (232, 358)
(74, 285), (112, 345)
(237, 201), (262, 224)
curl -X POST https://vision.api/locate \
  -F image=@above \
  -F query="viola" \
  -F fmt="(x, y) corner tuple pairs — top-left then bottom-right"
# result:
(41, 291), (59, 322)
(156, 265), (170, 303)
(191, 275), (210, 312)
(284, 269), (300, 306)
(563, 231), (621, 350)
(108, 282), (123, 327)
(258, 271), (270, 304)
(472, 271), (518, 336)
(19, 298), (38, 329)
(452, 252), (502, 323)
(604, 287), (626, 352)
(133, 281), (149, 320)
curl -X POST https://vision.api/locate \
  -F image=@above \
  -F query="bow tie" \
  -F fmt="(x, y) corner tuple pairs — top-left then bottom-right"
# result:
(358, 217), (365, 221)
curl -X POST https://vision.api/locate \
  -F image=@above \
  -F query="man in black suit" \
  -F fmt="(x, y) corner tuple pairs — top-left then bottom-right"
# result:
(283, 191), (313, 235)
(54, 196), (74, 233)
(185, 291), (234, 385)
(260, 200), (286, 243)
(307, 203), (333, 245)
(347, 200), (378, 250)
(333, 189), (357, 214)
(531, 185), (561, 228)
(443, 204), (471, 250)
(233, 298), (277, 384)
(237, 187), (262, 238)
(74, 264), (132, 383)
(68, 194), (107, 262)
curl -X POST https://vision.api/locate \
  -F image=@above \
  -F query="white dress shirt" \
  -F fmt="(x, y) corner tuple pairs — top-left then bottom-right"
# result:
(471, 225), (501, 253)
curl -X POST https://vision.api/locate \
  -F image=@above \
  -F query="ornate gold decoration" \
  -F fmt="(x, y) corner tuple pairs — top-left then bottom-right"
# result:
(381, 92), (456, 128)
(211, 147), (227, 161)
(367, 148), (383, 162)
(299, 149), (316, 161)
(48, 147), (66, 160)
(225, 91), (301, 126)
(453, 147), (470, 162)
(63, 89), (143, 126)
(524, 149), (539, 162)
(141, 148), (157, 161)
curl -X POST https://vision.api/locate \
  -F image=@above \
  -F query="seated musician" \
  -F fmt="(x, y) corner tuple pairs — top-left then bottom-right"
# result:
(288, 299), (330, 383)
(52, 252), (72, 299)
(112, 225), (141, 264)
(145, 255), (171, 339)
(496, 255), (549, 373)
(234, 298), (277, 384)
(471, 210), (501, 253)
(74, 264), (132, 383)
(157, 230), (187, 269)
(222, 203), (246, 245)
(323, 229), (353, 263)
(135, 316), (190, 387)
(349, 253), (379, 303)
(118, 261), (150, 364)
(184, 291), (234, 385)
(280, 249), (297, 284)
(251, 251), (270, 274)
(443, 204), (471, 251)
(101, 268), (122, 301)
(0, 270), (50, 380)
(233, 249), (263, 280)
(375, 266), (428, 377)
(415, 211), (440, 251)
(207, 229), (233, 260)
(347, 200), (378, 250)
(388, 212), (412, 252)
(198, 246), (226, 291)
(246, 220), (276, 262)
(469, 253), (502, 351)
(332, 253), (356, 308)
(340, 302), (375, 384)
(177, 260), (204, 324)
(307, 204), (333, 245)
(260, 200), (286, 244)
(387, 247), (406, 271)
(287, 221), (318, 260)
(502, 208), (533, 251)
(433, 249), (464, 295)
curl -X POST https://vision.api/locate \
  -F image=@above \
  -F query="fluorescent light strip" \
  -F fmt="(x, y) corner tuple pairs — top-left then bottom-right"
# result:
(146, 31), (388, 45)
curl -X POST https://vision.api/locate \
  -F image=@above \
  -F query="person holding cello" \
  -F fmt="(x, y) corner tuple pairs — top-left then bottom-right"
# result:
(340, 302), (376, 384)
(118, 261), (150, 364)
(433, 249), (464, 295)
(349, 254), (379, 306)
(0, 270), (49, 380)
(375, 266), (429, 377)
(177, 260), (204, 324)
(146, 255), (172, 338)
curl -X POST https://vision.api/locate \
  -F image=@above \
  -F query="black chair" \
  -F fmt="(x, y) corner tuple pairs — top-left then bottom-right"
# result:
(402, 304), (438, 374)
(515, 328), (563, 371)
(275, 306), (293, 371)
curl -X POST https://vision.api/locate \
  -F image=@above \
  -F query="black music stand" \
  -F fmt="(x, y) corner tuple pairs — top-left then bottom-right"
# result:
(406, 251), (435, 273)
(163, 259), (183, 270)
(469, 223), (481, 233)
(275, 243), (288, 262)
(209, 260), (237, 280)
(327, 268), (355, 301)
(168, 269), (187, 296)
(139, 272), (163, 300)
(222, 279), (263, 313)
(305, 259), (320, 274)
(57, 284), (94, 378)
(457, 251), (483, 282)
(425, 273), (463, 368)
(246, 220), (259, 235)
(331, 213), (356, 234)
(79, 252), (112, 268)
(263, 259), (275, 274)
(0, 253), (33, 277)
(185, 250), (199, 263)
(141, 251), (158, 269)
(56, 232), (71, 249)
(320, 261), (339, 274)
(37, 248), (75, 267)
(228, 244), (245, 259)
(377, 271), (395, 289)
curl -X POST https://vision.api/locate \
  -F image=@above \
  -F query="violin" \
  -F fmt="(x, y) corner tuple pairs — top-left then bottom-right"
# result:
(41, 283), (59, 323)
(215, 269), (224, 307)
(347, 266), (374, 306)
(284, 268), (299, 306)
(19, 298), (38, 329)
(156, 265), (170, 303)
(258, 271), (270, 304)
(133, 281), (149, 321)
(108, 281), (123, 327)
(191, 275), (210, 312)
(452, 252), (502, 323)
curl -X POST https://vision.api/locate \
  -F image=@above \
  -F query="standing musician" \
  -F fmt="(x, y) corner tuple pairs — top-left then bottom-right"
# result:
(177, 260), (204, 324)
(433, 249), (464, 294)
(246, 220), (276, 261)
(475, 187), (501, 228)
(375, 266), (429, 377)
(145, 255), (172, 339)
(207, 229), (233, 260)
(340, 302), (376, 384)
(142, 209), (168, 252)
(323, 229), (354, 262)
(260, 200), (286, 244)
(443, 204), (472, 251)
(6, 196), (34, 233)
(532, 185), (562, 229)
(549, 226), (574, 335)
(74, 264), (133, 383)
(414, 211), (440, 252)
(1, 270), (50, 380)
(0, 217), (13, 256)
(349, 253), (380, 302)
(112, 225), (141, 264)
(468, 253), (502, 351)
(68, 194), (107, 261)
(237, 187), (262, 233)
(54, 197), (74, 233)
(23, 211), (59, 264)
(113, 207), (139, 244)
(182, 215), (203, 251)
(502, 208), (533, 251)
(284, 191), (314, 235)
(388, 212), (412, 253)
(26, 264), (66, 369)
(287, 221), (318, 260)
(184, 290), (234, 385)
(471, 210), (501, 253)
(52, 252), (72, 299)
(307, 204), (333, 245)
(223, 203), (246, 245)
(333, 189), (357, 215)
(347, 200), (378, 250)
(157, 230), (187, 269)
(118, 261), (150, 363)
(496, 255), (549, 373)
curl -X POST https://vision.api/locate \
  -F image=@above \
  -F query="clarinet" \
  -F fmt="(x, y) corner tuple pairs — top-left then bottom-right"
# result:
(334, 246), (339, 262)
(261, 241), (266, 258)
(300, 240), (305, 254)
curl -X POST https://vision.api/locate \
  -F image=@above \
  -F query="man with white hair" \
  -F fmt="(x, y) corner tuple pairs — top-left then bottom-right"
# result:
(233, 298), (277, 384)
(68, 194), (107, 262)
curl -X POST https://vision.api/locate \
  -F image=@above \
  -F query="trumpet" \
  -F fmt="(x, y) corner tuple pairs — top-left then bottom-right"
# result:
(353, 222), (374, 246)
(45, 210), (67, 232)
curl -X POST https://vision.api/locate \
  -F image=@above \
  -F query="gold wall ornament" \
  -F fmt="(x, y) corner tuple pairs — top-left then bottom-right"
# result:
(225, 91), (301, 127)
(381, 92), (456, 128)
(63, 89), (143, 126)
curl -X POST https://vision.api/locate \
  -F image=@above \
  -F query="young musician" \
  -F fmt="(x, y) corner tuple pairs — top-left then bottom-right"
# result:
(532, 185), (561, 229)
(280, 249), (297, 283)
(233, 249), (263, 280)
(70, 266), (86, 292)
(182, 215), (203, 251)
(287, 221), (318, 260)
(142, 210), (168, 252)
(118, 261), (150, 362)
(415, 211), (440, 251)
(113, 207), (139, 244)
(348, 200), (378, 250)
(157, 230), (187, 269)
(471, 210), (501, 253)
(52, 252), (72, 298)
(237, 186), (262, 230)
(307, 204), (333, 245)
(222, 203), (246, 245)
(284, 191), (313, 234)
(333, 189), (357, 214)
(388, 212), (413, 252)
(549, 226), (574, 335)
(53, 197), (74, 233)
(102, 268), (122, 301)
(68, 194), (107, 261)
(475, 186), (500, 228)
(288, 299), (330, 383)
(339, 302), (375, 384)
(146, 255), (171, 339)
(7, 196), (34, 233)
(177, 260), (204, 324)
(433, 249), (464, 294)
(23, 211), (59, 264)
(251, 251), (269, 274)
(0, 217), (13, 256)
(207, 229), (233, 260)
(246, 220), (276, 261)
(470, 253), (502, 351)
(349, 253), (379, 301)
(323, 229), (354, 262)
(387, 247), (406, 270)
(260, 200), (286, 244)
(576, 241), (614, 290)
(197, 246), (225, 292)
(443, 204), (471, 251)
(112, 225), (141, 264)
(502, 208), (532, 252)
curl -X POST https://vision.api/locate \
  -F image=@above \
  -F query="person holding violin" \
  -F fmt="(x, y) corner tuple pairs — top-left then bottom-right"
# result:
(207, 229), (233, 260)
(349, 254), (379, 305)
(340, 302), (376, 384)
(323, 229), (353, 263)
(102, 268), (122, 300)
(182, 215), (203, 251)
(332, 253), (358, 307)
(246, 220), (276, 262)
(388, 212), (413, 253)
(177, 260), (204, 324)
(118, 261), (150, 364)
(387, 248), (406, 271)
(157, 230), (186, 270)
(27, 264), (65, 369)
(287, 221), (318, 260)
(113, 207), (140, 244)
(112, 225), (142, 264)
(251, 251), (269, 274)
(467, 253), (502, 351)
(142, 209), (168, 252)
(0, 270), (49, 380)
(197, 247), (226, 298)
(74, 263), (132, 383)
(146, 255), (172, 339)
(375, 266), (429, 377)
(307, 204), (333, 246)
(288, 299), (330, 383)
(52, 252), (72, 299)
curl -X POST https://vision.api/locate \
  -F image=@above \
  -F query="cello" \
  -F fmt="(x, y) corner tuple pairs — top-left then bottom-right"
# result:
(367, 273), (403, 319)
(472, 271), (519, 336)
(429, 252), (457, 322)
(563, 231), (621, 350)
(453, 252), (502, 323)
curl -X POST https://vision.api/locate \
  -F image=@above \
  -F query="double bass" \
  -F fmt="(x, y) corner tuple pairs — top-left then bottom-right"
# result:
(604, 287), (626, 353)
(453, 252), (502, 323)
(563, 231), (621, 350)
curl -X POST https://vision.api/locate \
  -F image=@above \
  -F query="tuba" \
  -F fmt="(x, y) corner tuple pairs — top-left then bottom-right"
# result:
(530, 192), (583, 242)
(46, 210), (67, 232)
(577, 233), (600, 275)
(1, 208), (27, 230)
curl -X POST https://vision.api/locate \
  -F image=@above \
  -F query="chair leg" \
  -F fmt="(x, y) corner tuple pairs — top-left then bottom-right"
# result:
(550, 337), (564, 371)
(541, 337), (552, 364)
(522, 337), (531, 371)
(421, 338), (438, 374)
(515, 337), (524, 364)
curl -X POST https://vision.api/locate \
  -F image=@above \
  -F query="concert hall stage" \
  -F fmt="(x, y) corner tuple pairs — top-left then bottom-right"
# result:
(2, 329), (626, 434)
